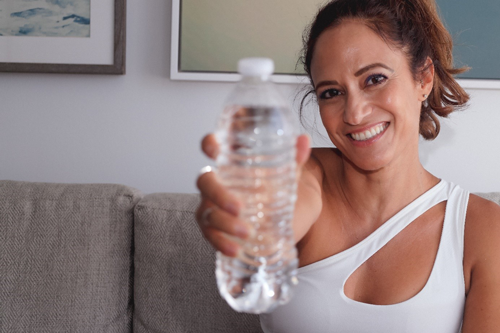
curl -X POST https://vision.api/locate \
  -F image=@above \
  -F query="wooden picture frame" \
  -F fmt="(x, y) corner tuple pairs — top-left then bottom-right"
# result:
(0, 0), (126, 75)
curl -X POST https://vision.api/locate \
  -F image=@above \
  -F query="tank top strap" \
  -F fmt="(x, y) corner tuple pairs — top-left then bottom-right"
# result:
(432, 181), (469, 269)
(346, 180), (451, 272)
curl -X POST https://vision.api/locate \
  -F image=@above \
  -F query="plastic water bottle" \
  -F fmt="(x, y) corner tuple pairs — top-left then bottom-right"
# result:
(215, 58), (299, 314)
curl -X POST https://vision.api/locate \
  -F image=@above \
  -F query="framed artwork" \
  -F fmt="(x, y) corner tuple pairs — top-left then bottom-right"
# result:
(436, 0), (500, 89)
(171, 0), (500, 89)
(170, 0), (318, 83)
(0, 0), (126, 74)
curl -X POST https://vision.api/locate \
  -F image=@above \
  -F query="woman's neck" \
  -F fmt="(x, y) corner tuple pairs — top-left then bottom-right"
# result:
(333, 150), (439, 230)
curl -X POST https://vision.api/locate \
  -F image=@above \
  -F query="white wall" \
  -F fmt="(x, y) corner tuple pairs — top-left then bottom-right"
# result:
(1, 0), (499, 194)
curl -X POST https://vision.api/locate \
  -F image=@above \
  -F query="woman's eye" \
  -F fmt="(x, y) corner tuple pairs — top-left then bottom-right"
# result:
(319, 88), (341, 99)
(366, 74), (387, 86)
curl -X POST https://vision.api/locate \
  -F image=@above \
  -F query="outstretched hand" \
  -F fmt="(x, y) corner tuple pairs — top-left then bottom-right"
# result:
(196, 133), (311, 257)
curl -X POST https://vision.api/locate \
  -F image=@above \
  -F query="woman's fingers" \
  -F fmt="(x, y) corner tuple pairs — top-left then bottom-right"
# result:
(295, 134), (312, 182)
(196, 202), (252, 257)
(296, 134), (311, 167)
(201, 133), (219, 160)
(196, 169), (240, 216)
(204, 228), (241, 257)
(196, 204), (251, 240)
(196, 168), (252, 257)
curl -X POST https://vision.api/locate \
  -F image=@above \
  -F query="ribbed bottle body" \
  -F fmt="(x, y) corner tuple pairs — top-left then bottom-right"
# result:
(215, 105), (299, 313)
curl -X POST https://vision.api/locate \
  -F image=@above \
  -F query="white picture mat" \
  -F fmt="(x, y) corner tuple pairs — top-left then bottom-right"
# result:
(170, 0), (500, 89)
(456, 79), (500, 90)
(0, 0), (114, 65)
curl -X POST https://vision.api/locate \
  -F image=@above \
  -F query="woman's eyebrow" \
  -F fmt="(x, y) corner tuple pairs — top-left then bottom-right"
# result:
(314, 80), (339, 91)
(355, 63), (394, 77)
(314, 63), (394, 90)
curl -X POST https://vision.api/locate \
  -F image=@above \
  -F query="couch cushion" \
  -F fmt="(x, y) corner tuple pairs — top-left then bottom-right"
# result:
(475, 192), (500, 206)
(0, 180), (142, 333)
(133, 193), (263, 333)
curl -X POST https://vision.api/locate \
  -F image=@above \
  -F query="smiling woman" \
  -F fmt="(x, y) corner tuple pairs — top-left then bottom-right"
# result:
(195, 0), (500, 332)
(0, 0), (90, 37)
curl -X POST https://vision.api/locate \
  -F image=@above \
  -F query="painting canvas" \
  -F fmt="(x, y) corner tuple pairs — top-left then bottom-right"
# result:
(436, 0), (500, 80)
(0, 0), (90, 38)
(178, 0), (326, 76)
(0, 0), (125, 74)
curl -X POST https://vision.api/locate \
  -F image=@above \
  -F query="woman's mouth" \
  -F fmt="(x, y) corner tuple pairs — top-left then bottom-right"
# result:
(348, 122), (389, 141)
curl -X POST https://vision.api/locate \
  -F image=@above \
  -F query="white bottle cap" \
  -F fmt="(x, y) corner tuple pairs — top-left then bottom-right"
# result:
(237, 58), (274, 78)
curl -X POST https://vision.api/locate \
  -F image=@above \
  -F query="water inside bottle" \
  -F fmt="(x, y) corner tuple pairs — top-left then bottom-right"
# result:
(216, 106), (299, 313)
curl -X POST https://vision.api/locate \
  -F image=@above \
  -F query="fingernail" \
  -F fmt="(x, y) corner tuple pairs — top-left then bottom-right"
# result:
(235, 224), (250, 239)
(225, 244), (240, 257)
(206, 144), (215, 157)
(225, 203), (239, 216)
(247, 226), (256, 239)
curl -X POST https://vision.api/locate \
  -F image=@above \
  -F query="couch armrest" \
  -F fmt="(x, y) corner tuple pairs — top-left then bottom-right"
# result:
(0, 180), (142, 333)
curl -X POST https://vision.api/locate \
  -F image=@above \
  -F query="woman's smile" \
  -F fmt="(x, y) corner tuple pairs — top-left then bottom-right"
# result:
(347, 122), (389, 143)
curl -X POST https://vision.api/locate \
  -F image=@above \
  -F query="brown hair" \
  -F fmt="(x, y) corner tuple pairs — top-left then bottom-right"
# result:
(299, 0), (469, 140)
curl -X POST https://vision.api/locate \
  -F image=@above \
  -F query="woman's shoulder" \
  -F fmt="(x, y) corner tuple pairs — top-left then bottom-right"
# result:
(465, 193), (500, 233)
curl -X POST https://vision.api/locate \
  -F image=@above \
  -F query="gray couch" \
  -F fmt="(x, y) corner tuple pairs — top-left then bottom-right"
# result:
(0, 180), (262, 333)
(1, 180), (499, 333)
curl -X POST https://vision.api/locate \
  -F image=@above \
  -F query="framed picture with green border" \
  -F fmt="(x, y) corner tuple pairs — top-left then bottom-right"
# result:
(171, 0), (500, 88)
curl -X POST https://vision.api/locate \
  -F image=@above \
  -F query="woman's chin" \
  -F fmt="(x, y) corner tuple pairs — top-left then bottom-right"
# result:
(342, 153), (392, 174)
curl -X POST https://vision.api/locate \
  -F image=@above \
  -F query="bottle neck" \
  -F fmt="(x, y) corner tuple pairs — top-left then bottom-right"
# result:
(240, 75), (271, 84)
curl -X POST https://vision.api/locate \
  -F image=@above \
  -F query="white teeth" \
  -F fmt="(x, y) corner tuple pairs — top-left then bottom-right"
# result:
(350, 123), (388, 141)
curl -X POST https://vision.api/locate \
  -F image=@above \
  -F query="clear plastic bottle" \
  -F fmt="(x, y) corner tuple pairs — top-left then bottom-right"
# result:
(215, 58), (299, 314)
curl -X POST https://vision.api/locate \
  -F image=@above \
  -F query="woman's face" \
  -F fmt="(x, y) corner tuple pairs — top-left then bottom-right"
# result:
(310, 20), (427, 172)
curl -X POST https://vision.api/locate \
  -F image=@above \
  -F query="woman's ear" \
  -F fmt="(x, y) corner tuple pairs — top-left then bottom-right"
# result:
(418, 57), (434, 101)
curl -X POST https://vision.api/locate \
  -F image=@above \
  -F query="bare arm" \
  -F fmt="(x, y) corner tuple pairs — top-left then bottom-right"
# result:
(462, 195), (500, 332)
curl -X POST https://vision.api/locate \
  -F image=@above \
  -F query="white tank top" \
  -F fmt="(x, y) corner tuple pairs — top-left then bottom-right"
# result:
(260, 180), (468, 333)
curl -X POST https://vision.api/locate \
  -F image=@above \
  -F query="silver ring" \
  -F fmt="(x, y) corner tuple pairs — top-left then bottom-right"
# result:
(201, 207), (213, 226)
(199, 165), (215, 176)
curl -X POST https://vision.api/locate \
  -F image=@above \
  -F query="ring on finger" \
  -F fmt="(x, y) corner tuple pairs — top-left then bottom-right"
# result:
(201, 207), (213, 226)
(199, 165), (215, 176)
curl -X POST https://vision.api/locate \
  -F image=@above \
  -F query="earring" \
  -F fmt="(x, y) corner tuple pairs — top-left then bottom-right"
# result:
(423, 94), (428, 99)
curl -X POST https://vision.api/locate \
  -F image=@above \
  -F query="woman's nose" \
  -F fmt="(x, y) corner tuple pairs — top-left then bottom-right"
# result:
(343, 93), (371, 125)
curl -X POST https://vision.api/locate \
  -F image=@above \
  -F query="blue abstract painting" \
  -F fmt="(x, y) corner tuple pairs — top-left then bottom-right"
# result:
(0, 0), (90, 37)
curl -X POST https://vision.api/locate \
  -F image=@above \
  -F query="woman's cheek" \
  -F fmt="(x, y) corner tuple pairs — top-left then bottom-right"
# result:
(319, 107), (339, 131)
